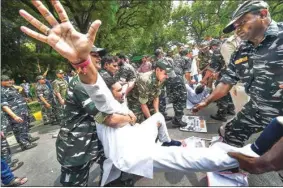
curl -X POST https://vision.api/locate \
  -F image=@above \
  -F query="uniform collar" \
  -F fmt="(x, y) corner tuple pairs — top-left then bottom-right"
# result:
(265, 20), (279, 37)
(101, 69), (114, 76)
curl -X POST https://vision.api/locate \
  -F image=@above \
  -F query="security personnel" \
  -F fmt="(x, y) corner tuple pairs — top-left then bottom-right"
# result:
(52, 70), (68, 124)
(1, 75), (39, 151)
(127, 59), (173, 123)
(165, 50), (187, 127)
(115, 54), (137, 96)
(202, 39), (236, 122)
(153, 48), (172, 121)
(35, 75), (56, 125)
(170, 48), (194, 126)
(56, 46), (111, 186)
(194, 0), (283, 147)
(100, 56), (119, 83)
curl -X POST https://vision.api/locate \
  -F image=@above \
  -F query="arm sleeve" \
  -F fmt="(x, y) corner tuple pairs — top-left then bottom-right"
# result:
(208, 51), (223, 72)
(35, 86), (43, 97)
(73, 84), (99, 116)
(118, 68), (128, 82)
(94, 112), (110, 124)
(220, 51), (240, 85)
(1, 90), (9, 107)
(52, 81), (60, 93)
(137, 79), (149, 104)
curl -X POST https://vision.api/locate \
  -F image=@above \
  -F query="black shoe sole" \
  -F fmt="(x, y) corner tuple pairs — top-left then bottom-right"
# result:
(29, 137), (40, 142)
(21, 144), (37, 151)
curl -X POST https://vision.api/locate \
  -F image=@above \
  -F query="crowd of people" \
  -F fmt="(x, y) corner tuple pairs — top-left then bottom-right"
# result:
(1, 0), (283, 186)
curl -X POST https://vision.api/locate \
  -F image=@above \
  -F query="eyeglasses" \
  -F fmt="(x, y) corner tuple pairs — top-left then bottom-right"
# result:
(90, 53), (100, 58)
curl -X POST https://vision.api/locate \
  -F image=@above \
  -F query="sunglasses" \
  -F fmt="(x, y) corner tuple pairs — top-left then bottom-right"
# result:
(91, 53), (100, 58)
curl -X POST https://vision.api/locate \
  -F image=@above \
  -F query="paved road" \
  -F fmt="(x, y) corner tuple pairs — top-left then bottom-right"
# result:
(6, 100), (283, 186)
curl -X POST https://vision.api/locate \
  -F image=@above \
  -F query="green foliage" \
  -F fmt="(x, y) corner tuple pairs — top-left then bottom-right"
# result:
(2, 0), (283, 80)
(27, 101), (41, 113)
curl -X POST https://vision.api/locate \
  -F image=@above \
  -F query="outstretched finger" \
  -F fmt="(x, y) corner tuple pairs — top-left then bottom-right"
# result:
(20, 26), (48, 44)
(19, 10), (50, 35)
(32, 1), (59, 26)
(51, 0), (69, 23)
(87, 20), (102, 44)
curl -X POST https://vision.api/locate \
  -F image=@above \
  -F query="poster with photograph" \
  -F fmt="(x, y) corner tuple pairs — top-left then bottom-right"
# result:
(180, 116), (207, 133)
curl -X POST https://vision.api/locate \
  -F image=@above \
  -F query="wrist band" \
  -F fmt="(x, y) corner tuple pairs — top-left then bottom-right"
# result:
(71, 56), (91, 74)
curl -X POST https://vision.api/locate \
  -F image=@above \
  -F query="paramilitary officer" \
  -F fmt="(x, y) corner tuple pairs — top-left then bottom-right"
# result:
(165, 51), (187, 127)
(52, 70), (68, 124)
(127, 59), (173, 123)
(153, 48), (172, 121)
(115, 54), (137, 96)
(1, 75), (39, 151)
(202, 39), (236, 122)
(55, 74), (105, 186)
(1, 109), (24, 171)
(170, 48), (194, 126)
(197, 41), (213, 88)
(35, 75), (56, 125)
(100, 56), (119, 83)
(194, 0), (283, 147)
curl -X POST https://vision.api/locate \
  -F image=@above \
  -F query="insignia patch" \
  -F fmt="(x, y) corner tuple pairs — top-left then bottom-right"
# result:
(235, 56), (248, 64)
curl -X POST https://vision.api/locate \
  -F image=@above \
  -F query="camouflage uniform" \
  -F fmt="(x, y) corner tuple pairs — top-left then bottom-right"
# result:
(56, 76), (104, 186)
(220, 21), (283, 147)
(1, 86), (31, 147)
(127, 71), (164, 123)
(115, 63), (136, 83)
(36, 82), (56, 124)
(166, 56), (187, 122)
(1, 110), (12, 165)
(198, 50), (213, 87)
(100, 69), (117, 84)
(197, 50), (212, 71)
(52, 78), (68, 124)
(208, 48), (235, 120)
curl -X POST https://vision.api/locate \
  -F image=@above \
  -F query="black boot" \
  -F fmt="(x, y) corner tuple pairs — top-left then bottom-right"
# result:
(164, 115), (173, 121)
(172, 118), (187, 127)
(227, 110), (236, 115)
(210, 114), (227, 122)
(20, 142), (37, 151)
(28, 136), (40, 142)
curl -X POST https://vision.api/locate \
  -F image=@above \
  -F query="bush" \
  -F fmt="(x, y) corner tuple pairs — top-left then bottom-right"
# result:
(27, 101), (41, 113)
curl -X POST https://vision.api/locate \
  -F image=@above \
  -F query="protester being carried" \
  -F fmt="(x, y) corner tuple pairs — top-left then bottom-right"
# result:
(18, 1), (282, 187)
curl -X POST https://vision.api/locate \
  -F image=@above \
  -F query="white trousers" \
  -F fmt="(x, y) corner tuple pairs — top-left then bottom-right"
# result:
(152, 144), (239, 174)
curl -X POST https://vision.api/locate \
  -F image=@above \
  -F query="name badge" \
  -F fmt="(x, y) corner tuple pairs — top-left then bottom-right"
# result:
(235, 56), (248, 65)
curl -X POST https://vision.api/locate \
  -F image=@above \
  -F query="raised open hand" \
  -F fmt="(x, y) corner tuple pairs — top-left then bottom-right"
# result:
(19, 0), (101, 64)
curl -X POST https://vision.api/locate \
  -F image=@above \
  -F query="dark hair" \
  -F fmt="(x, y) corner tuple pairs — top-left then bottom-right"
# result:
(195, 85), (205, 94)
(113, 56), (119, 63)
(104, 76), (116, 89)
(154, 49), (163, 57)
(101, 56), (114, 68)
(118, 54), (126, 60)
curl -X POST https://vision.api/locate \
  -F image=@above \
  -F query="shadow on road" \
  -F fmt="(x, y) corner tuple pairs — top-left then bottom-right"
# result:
(29, 124), (60, 134)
